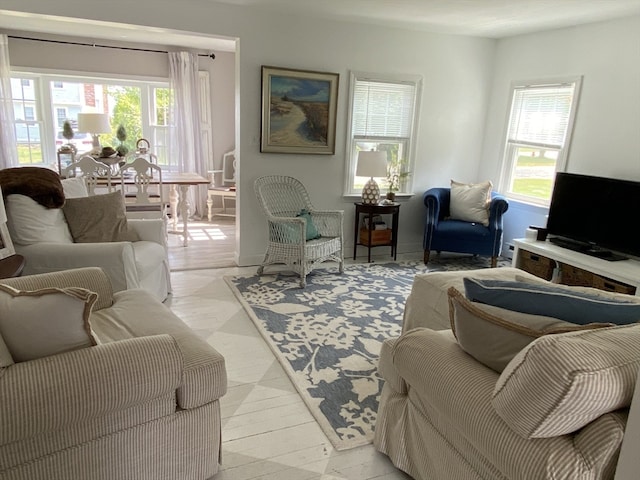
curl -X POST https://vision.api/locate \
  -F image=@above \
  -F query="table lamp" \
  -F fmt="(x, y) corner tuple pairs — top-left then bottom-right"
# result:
(356, 150), (387, 204)
(77, 113), (111, 154)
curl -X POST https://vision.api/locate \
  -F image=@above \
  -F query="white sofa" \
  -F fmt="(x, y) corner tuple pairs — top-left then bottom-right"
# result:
(375, 267), (640, 479)
(3, 175), (171, 301)
(0, 267), (226, 480)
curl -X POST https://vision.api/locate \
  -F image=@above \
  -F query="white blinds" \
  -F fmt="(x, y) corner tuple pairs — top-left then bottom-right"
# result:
(508, 84), (575, 147)
(352, 79), (416, 138)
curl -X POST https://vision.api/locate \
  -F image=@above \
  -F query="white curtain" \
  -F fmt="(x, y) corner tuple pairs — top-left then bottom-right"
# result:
(168, 51), (207, 218)
(0, 34), (18, 169)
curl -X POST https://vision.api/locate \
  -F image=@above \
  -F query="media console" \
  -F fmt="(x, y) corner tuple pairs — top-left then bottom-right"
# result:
(512, 238), (640, 297)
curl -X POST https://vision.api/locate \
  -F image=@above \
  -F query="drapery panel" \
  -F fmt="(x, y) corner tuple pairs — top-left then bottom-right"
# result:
(0, 34), (18, 169)
(168, 51), (207, 219)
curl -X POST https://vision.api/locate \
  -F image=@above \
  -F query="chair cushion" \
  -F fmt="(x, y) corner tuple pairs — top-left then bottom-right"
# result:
(463, 277), (640, 325)
(493, 323), (640, 438)
(0, 284), (98, 362)
(449, 179), (492, 226)
(448, 287), (611, 372)
(63, 192), (140, 243)
(5, 194), (74, 245)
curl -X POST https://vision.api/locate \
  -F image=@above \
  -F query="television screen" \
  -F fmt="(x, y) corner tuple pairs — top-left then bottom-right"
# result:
(546, 172), (640, 260)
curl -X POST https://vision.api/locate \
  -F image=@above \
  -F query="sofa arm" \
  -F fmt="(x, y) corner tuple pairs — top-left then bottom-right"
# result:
(16, 242), (140, 293)
(0, 267), (114, 311)
(0, 335), (182, 446)
(378, 337), (408, 394)
(488, 193), (509, 233)
(129, 218), (167, 246)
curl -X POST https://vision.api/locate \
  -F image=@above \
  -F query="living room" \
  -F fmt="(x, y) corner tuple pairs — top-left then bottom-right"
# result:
(1, 2), (638, 265)
(1, 2), (640, 479)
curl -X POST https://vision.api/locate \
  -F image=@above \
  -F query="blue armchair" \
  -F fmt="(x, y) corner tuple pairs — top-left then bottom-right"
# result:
(423, 188), (509, 267)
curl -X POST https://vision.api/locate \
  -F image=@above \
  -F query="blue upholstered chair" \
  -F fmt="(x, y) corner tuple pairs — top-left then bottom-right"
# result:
(423, 188), (509, 267)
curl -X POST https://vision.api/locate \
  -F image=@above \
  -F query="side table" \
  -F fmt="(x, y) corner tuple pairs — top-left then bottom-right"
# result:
(353, 202), (401, 263)
(0, 254), (25, 279)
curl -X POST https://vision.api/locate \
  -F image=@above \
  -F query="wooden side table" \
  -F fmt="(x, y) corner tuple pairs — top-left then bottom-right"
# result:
(353, 202), (401, 263)
(0, 254), (25, 279)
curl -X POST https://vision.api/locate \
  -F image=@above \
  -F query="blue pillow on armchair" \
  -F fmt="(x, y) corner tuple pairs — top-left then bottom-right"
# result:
(297, 209), (321, 241)
(463, 277), (640, 326)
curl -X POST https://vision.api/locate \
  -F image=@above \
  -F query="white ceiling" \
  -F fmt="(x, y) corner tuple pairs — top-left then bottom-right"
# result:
(1, 0), (640, 51)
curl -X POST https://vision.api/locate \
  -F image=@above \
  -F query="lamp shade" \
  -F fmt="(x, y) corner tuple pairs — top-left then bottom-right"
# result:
(77, 113), (111, 134)
(356, 150), (387, 178)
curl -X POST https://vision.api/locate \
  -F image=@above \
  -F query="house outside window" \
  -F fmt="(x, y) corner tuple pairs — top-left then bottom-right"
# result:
(344, 72), (421, 197)
(499, 77), (582, 206)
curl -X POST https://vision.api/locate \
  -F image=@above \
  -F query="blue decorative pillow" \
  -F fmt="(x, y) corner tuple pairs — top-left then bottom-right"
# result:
(297, 209), (321, 241)
(463, 278), (640, 326)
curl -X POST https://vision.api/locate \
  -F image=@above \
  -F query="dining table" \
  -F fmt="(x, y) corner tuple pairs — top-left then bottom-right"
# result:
(98, 171), (210, 247)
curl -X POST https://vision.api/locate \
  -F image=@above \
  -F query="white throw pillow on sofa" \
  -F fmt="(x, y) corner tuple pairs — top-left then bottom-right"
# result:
(5, 194), (73, 245)
(61, 177), (89, 199)
(449, 179), (492, 226)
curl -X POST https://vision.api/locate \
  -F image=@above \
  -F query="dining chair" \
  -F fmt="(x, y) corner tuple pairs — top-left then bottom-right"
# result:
(118, 157), (166, 219)
(61, 155), (112, 195)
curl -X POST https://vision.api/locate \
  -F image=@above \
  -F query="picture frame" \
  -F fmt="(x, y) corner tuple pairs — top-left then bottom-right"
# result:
(261, 66), (339, 154)
(0, 223), (15, 260)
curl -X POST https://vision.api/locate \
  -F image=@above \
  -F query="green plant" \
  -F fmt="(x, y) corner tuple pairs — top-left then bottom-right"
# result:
(116, 124), (129, 156)
(62, 120), (74, 140)
(386, 158), (411, 193)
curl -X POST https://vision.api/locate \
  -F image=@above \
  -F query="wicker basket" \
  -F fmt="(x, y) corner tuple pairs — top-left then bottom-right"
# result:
(359, 228), (391, 246)
(517, 249), (554, 280)
(592, 274), (636, 295)
(559, 264), (594, 287)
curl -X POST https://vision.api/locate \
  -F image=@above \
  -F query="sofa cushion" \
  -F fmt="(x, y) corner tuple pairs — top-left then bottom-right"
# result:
(0, 284), (98, 362)
(0, 332), (14, 367)
(449, 179), (492, 226)
(463, 277), (640, 325)
(63, 192), (140, 243)
(493, 323), (640, 439)
(5, 194), (74, 245)
(447, 287), (611, 372)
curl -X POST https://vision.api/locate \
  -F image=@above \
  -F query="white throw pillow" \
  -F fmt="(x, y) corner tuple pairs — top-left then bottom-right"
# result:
(61, 177), (89, 199)
(0, 284), (98, 362)
(5, 194), (74, 245)
(449, 179), (492, 226)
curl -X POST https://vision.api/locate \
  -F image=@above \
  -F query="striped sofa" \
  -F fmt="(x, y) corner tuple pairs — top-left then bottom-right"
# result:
(0, 267), (227, 480)
(374, 267), (640, 479)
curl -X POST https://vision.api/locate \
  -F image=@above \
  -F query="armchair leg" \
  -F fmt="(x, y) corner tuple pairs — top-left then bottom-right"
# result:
(424, 250), (431, 265)
(490, 256), (498, 268)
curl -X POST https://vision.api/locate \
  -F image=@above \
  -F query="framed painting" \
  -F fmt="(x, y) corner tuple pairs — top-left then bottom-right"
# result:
(261, 66), (339, 154)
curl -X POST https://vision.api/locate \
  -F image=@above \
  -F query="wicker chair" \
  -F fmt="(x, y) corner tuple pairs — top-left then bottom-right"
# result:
(254, 175), (344, 287)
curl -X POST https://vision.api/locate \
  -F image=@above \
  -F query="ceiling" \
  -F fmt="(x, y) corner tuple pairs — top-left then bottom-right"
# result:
(1, 0), (640, 52)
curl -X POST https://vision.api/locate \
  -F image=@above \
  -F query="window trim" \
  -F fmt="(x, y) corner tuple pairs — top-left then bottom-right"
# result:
(498, 76), (583, 207)
(343, 71), (422, 198)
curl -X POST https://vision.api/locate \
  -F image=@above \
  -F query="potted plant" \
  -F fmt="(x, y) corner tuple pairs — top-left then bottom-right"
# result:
(386, 158), (410, 201)
(116, 124), (129, 157)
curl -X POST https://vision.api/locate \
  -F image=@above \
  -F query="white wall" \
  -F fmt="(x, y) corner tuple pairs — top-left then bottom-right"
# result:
(479, 15), (640, 252)
(0, 1), (496, 265)
(4, 32), (236, 175)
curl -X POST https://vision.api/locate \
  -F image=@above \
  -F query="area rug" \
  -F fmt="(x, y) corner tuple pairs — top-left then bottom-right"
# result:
(224, 257), (508, 450)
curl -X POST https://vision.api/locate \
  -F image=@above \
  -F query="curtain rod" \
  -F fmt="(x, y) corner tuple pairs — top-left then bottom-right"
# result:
(8, 35), (215, 60)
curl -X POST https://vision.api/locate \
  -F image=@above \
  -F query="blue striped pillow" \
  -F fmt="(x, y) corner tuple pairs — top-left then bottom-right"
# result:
(463, 278), (640, 326)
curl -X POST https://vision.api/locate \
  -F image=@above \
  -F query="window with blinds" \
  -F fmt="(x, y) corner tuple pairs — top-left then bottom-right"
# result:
(500, 78), (582, 205)
(344, 72), (421, 196)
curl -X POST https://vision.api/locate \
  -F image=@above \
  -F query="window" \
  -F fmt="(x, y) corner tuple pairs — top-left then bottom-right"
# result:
(10, 72), (179, 169)
(344, 72), (421, 196)
(499, 78), (582, 205)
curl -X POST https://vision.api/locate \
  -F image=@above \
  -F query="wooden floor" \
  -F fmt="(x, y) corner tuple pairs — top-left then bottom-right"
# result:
(165, 219), (412, 480)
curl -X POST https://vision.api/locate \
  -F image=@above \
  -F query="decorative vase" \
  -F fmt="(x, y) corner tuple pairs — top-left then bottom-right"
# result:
(386, 192), (396, 201)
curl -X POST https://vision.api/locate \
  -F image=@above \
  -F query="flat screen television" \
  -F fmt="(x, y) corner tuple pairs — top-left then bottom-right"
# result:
(546, 172), (640, 261)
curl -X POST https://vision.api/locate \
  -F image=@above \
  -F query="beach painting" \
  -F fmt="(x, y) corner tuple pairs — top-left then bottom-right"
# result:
(261, 66), (339, 154)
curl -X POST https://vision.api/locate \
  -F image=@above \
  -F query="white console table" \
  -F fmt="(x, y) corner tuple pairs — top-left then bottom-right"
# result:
(512, 238), (640, 297)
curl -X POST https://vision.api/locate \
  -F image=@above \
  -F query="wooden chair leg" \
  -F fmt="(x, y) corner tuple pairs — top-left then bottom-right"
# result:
(490, 256), (498, 268)
(424, 250), (431, 265)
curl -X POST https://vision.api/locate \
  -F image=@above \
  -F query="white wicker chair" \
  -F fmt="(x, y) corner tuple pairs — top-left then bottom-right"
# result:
(254, 175), (344, 287)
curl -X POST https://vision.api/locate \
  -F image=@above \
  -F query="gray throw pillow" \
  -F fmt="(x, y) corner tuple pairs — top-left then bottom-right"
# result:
(62, 191), (139, 243)
(447, 287), (611, 372)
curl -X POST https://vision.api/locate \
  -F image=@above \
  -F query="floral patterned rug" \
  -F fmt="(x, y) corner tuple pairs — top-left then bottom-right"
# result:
(224, 257), (508, 450)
